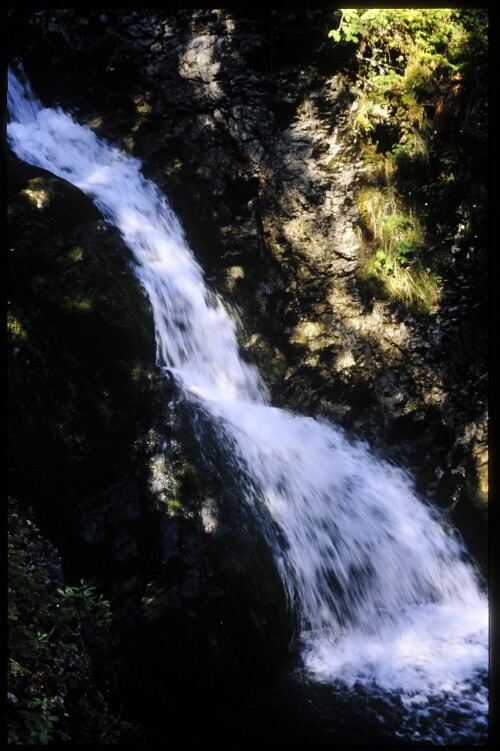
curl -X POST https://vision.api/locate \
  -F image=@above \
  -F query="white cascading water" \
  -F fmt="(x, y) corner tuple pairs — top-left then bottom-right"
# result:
(8, 65), (488, 742)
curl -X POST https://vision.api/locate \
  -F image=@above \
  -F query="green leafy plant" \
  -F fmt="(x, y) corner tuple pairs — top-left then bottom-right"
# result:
(9, 698), (59, 746)
(36, 630), (50, 644)
(8, 498), (137, 744)
(56, 580), (112, 625)
(329, 9), (366, 43)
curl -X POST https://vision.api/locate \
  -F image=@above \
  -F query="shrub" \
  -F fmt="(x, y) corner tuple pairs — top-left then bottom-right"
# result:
(8, 498), (138, 744)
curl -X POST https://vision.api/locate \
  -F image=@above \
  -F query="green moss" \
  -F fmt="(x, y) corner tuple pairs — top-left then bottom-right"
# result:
(67, 247), (84, 262)
(166, 497), (182, 516)
(21, 176), (54, 209)
(63, 296), (94, 312)
(243, 333), (287, 395)
(7, 314), (28, 342)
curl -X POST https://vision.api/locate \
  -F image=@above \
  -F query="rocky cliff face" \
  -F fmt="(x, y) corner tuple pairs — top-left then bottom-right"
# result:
(8, 7), (487, 741)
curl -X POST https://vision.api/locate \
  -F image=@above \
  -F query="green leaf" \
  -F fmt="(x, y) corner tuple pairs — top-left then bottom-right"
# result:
(329, 30), (341, 42)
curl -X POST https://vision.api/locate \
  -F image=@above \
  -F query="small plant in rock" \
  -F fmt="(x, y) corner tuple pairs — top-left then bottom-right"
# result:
(356, 187), (439, 312)
(56, 581), (113, 626)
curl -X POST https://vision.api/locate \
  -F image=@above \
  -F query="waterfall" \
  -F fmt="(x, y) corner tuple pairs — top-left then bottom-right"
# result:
(8, 65), (488, 743)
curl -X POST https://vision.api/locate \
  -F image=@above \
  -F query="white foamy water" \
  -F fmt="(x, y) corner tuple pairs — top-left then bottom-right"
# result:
(8, 65), (488, 742)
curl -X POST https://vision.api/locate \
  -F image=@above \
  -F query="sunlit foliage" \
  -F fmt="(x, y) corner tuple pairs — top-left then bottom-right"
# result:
(330, 9), (488, 312)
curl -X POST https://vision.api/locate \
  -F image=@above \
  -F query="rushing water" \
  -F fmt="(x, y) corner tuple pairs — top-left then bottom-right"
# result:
(8, 64), (488, 744)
